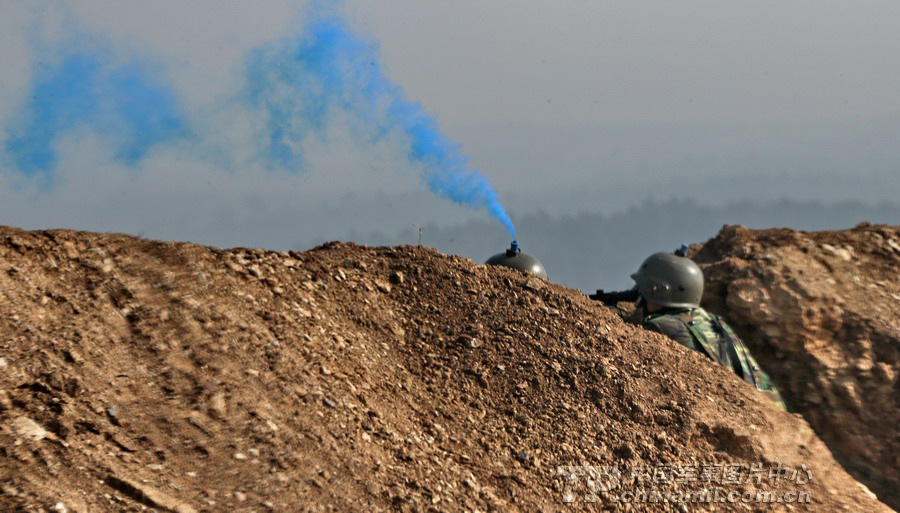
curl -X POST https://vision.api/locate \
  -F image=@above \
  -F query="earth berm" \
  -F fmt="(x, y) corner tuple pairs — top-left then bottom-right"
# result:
(0, 224), (892, 512)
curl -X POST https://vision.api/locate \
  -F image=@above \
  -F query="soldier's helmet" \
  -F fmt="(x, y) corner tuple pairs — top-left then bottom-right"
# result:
(485, 241), (547, 279)
(630, 252), (703, 308)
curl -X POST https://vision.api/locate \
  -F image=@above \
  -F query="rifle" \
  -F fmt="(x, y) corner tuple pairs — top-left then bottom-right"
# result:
(588, 288), (640, 307)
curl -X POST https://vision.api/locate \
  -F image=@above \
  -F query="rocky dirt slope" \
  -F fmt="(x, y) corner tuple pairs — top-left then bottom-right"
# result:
(0, 226), (890, 512)
(694, 224), (900, 510)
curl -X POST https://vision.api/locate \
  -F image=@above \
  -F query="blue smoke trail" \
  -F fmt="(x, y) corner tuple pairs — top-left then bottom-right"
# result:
(4, 44), (189, 183)
(245, 1), (516, 237)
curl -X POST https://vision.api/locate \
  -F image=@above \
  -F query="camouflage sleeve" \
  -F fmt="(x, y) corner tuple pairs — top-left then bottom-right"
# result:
(643, 316), (699, 351)
(745, 355), (789, 412)
(757, 372), (788, 412)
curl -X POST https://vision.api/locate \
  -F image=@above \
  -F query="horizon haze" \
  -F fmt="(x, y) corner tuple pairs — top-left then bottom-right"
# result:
(1, 1), (898, 273)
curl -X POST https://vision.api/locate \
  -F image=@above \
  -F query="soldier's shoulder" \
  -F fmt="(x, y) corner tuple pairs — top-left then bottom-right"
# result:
(687, 306), (715, 320)
(643, 310), (699, 349)
(644, 312), (689, 335)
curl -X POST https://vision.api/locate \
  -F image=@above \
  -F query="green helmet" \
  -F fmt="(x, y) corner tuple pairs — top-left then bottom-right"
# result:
(485, 241), (548, 279)
(630, 252), (703, 308)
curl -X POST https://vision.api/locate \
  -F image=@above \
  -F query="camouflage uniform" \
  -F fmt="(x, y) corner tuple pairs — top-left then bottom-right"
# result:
(643, 306), (787, 411)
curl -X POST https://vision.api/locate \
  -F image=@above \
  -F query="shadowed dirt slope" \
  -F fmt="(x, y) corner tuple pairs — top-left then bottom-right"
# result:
(0, 226), (890, 512)
(694, 224), (900, 510)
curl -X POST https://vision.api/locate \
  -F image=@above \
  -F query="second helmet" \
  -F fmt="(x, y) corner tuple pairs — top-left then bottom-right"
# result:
(630, 252), (704, 308)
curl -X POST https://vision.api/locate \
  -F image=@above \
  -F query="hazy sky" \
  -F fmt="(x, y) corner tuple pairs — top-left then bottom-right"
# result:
(0, 0), (898, 253)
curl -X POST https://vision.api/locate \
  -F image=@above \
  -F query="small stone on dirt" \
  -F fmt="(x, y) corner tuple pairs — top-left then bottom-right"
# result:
(12, 416), (48, 441)
(524, 278), (543, 291)
(458, 336), (480, 348)
(0, 390), (12, 411)
(209, 392), (227, 417)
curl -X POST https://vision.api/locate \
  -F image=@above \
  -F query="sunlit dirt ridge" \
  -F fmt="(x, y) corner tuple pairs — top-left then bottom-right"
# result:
(0, 225), (891, 512)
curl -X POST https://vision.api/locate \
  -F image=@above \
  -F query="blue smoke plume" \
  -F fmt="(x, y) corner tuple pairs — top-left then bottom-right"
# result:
(245, 1), (516, 237)
(4, 43), (189, 183)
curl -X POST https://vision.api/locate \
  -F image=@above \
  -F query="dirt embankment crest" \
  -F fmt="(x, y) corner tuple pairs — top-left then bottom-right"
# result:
(0, 225), (891, 512)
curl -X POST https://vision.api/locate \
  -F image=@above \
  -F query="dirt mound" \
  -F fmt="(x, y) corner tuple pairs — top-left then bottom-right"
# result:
(0, 226), (889, 512)
(694, 223), (900, 510)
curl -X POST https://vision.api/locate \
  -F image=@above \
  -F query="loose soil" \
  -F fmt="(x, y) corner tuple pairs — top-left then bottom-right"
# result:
(0, 225), (891, 512)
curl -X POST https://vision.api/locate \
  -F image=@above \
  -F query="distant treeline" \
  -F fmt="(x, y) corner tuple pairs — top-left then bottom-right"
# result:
(339, 198), (900, 292)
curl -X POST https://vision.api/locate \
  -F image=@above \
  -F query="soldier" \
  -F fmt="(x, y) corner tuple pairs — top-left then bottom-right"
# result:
(628, 251), (787, 411)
